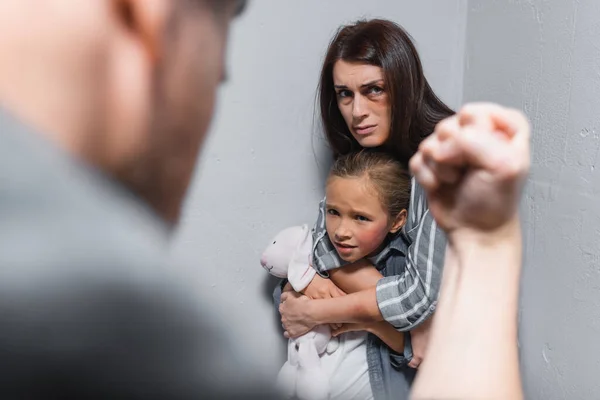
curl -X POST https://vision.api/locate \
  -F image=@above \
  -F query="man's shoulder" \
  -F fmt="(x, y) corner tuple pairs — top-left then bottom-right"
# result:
(0, 113), (281, 399)
(0, 189), (278, 399)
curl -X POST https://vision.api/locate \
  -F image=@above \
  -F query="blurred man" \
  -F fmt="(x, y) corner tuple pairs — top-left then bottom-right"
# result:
(0, 0), (277, 398)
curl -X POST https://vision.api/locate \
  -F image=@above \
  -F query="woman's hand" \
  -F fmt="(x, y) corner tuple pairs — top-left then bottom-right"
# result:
(407, 317), (433, 369)
(299, 274), (346, 330)
(279, 291), (317, 338)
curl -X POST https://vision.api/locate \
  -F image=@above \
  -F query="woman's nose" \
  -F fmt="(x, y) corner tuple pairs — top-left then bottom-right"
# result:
(352, 95), (368, 119)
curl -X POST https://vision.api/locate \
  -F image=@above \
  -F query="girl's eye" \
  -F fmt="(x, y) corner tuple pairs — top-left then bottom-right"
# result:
(356, 215), (370, 222)
(327, 209), (340, 216)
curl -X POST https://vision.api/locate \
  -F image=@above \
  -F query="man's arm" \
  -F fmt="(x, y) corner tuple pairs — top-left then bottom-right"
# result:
(408, 102), (530, 399)
(412, 220), (522, 399)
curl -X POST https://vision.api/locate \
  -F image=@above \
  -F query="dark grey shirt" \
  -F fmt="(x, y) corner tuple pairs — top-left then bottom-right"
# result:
(0, 108), (278, 399)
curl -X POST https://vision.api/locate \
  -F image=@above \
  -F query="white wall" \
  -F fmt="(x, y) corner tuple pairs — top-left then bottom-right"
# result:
(462, 1), (600, 398)
(171, 0), (467, 378)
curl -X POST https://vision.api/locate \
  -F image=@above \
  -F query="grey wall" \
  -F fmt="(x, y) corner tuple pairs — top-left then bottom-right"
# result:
(171, 0), (467, 378)
(463, 0), (600, 398)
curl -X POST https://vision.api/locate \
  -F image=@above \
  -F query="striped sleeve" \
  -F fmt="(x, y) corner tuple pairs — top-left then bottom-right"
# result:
(311, 197), (348, 276)
(375, 178), (447, 331)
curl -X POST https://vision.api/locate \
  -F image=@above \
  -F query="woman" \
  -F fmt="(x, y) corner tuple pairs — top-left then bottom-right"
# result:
(276, 19), (454, 399)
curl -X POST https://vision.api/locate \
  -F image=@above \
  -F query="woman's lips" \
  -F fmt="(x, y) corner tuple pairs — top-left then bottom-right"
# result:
(354, 124), (377, 135)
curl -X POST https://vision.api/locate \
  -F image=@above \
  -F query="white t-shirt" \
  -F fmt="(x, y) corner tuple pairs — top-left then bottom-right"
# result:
(320, 331), (373, 400)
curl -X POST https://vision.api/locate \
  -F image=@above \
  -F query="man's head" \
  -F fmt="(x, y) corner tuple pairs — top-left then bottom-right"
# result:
(0, 0), (247, 224)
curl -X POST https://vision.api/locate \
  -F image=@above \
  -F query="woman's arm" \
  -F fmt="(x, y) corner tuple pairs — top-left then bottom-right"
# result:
(375, 179), (446, 331)
(280, 287), (381, 335)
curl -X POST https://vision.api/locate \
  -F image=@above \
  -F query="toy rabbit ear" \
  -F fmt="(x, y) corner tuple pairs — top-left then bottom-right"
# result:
(287, 224), (316, 292)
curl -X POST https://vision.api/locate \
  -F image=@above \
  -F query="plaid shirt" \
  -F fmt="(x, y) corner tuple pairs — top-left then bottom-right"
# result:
(311, 177), (446, 331)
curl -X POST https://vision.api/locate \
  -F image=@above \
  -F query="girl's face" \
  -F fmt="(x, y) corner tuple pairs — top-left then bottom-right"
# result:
(332, 60), (392, 148)
(325, 175), (405, 263)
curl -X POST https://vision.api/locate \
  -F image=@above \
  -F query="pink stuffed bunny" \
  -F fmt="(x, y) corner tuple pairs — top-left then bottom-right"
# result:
(261, 224), (338, 400)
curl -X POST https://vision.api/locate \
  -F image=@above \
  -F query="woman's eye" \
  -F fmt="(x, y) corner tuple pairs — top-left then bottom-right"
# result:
(367, 86), (384, 95)
(336, 90), (352, 98)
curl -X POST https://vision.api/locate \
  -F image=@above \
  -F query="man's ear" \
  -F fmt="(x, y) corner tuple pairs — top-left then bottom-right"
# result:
(389, 209), (407, 234)
(112, 0), (170, 62)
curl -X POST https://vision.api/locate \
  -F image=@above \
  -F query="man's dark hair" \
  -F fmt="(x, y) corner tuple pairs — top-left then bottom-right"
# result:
(203, 0), (247, 16)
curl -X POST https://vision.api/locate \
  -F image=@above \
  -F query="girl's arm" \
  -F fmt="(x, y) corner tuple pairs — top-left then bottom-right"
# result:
(328, 263), (405, 353)
(332, 320), (405, 354)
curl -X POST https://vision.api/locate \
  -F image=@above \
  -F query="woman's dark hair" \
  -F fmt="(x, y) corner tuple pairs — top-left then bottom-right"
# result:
(318, 19), (454, 163)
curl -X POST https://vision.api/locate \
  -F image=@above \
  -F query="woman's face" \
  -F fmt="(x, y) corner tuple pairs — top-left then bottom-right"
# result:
(332, 60), (392, 148)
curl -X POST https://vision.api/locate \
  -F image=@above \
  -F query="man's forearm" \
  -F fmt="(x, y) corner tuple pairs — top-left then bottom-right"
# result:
(310, 288), (384, 325)
(412, 218), (523, 400)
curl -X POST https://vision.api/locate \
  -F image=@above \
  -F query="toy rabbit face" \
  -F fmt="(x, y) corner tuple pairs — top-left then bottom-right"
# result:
(260, 226), (303, 278)
(260, 225), (310, 279)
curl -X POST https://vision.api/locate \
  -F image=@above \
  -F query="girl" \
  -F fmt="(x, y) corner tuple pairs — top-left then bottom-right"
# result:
(324, 150), (411, 351)
(290, 150), (412, 400)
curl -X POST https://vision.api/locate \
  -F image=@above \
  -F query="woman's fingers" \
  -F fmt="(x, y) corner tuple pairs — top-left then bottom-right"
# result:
(408, 356), (422, 369)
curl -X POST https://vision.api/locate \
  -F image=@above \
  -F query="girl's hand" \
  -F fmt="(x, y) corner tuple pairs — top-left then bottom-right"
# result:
(301, 273), (346, 300)
(331, 322), (371, 337)
(279, 291), (317, 338)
